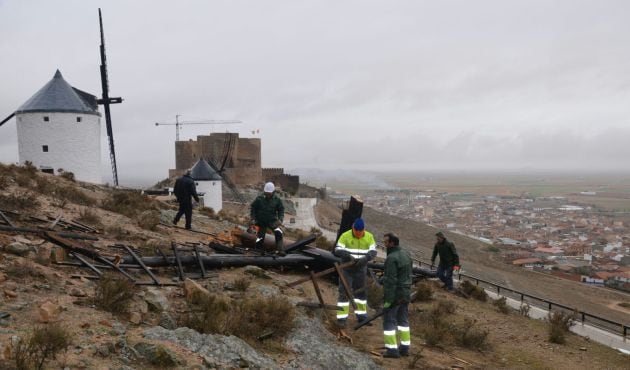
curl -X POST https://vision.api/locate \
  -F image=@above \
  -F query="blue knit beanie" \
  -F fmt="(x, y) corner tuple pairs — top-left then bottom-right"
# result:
(353, 218), (365, 231)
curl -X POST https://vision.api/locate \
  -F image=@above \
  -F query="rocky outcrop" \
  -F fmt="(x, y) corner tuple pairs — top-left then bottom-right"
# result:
(143, 326), (277, 369)
(286, 312), (381, 370)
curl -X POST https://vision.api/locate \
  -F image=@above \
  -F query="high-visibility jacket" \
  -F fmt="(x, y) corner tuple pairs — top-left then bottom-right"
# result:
(335, 229), (377, 260)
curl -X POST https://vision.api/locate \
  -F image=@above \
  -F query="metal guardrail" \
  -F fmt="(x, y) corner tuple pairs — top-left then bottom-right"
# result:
(412, 258), (629, 340)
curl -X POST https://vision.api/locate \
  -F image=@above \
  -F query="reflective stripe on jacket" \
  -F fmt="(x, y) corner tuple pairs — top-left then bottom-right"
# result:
(335, 229), (376, 259)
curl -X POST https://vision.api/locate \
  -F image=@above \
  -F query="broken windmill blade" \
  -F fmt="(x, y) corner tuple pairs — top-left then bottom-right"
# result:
(97, 8), (123, 186)
(336, 195), (364, 243)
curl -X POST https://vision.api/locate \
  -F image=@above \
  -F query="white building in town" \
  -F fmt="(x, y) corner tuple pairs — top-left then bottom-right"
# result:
(3, 70), (102, 183)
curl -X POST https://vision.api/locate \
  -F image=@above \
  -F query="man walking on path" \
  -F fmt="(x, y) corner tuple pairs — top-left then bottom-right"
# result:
(431, 231), (460, 292)
(173, 170), (199, 230)
(382, 232), (413, 358)
(250, 182), (285, 256)
(334, 218), (377, 327)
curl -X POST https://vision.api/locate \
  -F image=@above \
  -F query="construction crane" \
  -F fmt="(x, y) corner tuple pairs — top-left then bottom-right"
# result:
(155, 115), (241, 141)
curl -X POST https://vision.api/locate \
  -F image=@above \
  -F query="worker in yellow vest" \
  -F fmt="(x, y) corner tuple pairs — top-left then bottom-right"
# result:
(334, 218), (377, 327)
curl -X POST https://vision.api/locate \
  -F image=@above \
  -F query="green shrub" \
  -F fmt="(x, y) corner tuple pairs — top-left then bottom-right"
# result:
(181, 294), (295, 347)
(199, 207), (216, 218)
(453, 318), (489, 349)
(493, 297), (510, 314)
(460, 280), (488, 302)
(14, 323), (72, 370)
(59, 170), (75, 182)
(547, 310), (576, 344)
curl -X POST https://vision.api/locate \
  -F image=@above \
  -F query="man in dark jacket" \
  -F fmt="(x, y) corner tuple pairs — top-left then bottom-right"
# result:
(173, 170), (199, 230)
(431, 231), (460, 292)
(382, 232), (413, 358)
(250, 182), (285, 256)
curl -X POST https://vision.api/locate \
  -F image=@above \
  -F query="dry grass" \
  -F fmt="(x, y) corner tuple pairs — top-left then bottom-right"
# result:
(199, 207), (216, 218)
(413, 281), (433, 302)
(94, 274), (136, 314)
(5, 261), (46, 280)
(547, 310), (576, 344)
(135, 210), (161, 231)
(14, 323), (72, 370)
(0, 191), (39, 211)
(181, 293), (295, 348)
(58, 170), (75, 182)
(519, 303), (531, 316)
(315, 235), (334, 251)
(460, 280), (488, 302)
(101, 190), (161, 218)
(76, 207), (102, 227)
(233, 277), (251, 292)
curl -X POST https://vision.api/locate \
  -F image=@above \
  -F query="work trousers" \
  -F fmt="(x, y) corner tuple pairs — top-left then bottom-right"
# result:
(383, 303), (410, 354)
(174, 201), (193, 229)
(255, 223), (283, 252)
(337, 265), (368, 325)
(437, 264), (454, 291)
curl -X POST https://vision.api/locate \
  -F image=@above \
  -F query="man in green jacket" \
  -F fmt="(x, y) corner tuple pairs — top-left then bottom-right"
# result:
(382, 232), (413, 358)
(250, 182), (285, 256)
(431, 231), (460, 292)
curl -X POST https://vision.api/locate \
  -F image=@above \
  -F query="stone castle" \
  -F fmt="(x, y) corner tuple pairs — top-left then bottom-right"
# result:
(169, 132), (299, 193)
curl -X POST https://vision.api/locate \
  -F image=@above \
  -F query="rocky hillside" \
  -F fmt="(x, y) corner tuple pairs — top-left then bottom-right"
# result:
(0, 163), (628, 369)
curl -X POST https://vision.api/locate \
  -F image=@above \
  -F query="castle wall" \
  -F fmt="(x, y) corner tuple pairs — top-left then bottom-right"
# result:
(172, 133), (261, 185)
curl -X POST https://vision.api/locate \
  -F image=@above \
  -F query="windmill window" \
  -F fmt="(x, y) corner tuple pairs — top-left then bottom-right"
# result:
(43, 116), (49, 122)
(42, 145), (49, 152)
(76, 117), (82, 122)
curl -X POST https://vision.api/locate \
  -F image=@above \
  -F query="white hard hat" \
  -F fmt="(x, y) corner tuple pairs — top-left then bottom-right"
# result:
(264, 182), (275, 193)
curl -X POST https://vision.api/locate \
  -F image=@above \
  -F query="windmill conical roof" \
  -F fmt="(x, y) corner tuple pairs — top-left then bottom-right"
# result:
(190, 158), (222, 181)
(16, 70), (100, 116)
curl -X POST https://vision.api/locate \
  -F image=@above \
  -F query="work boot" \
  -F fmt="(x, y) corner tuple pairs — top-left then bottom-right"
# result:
(172, 219), (177, 226)
(337, 319), (347, 329)
(383, 349), (400, 358)
(399, 345), (409, 357)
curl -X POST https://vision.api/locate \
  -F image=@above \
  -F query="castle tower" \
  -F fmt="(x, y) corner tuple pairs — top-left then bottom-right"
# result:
(14, 70), (102, 183)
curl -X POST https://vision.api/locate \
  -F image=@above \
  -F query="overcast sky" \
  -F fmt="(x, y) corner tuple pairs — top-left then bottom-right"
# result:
(1, 0), (629, 186)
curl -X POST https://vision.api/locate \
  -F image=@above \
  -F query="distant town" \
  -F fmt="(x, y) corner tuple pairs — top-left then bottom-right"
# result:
(359, 189), (630, 293)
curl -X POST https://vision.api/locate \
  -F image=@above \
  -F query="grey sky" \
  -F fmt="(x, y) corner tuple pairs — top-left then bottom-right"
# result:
(1, 0), (629, 186)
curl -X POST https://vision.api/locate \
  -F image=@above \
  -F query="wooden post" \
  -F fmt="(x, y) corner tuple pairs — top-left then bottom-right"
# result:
(335, 262), (357, 309)
(310, 271), (326, 307)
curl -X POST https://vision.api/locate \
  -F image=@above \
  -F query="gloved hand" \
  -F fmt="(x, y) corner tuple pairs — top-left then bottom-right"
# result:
(342, 254), (355, 263)
(453, 265), (461, 272)
(383, 302), (392, 309)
